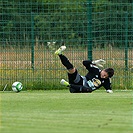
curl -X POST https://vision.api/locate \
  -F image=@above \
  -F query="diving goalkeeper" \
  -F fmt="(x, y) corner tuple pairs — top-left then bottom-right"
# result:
(55, 46), (114, 93)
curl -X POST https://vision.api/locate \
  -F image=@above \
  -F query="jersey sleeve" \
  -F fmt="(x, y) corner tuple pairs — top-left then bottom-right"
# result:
(103, 78), (112, 90)
(82, 60), (92, 70)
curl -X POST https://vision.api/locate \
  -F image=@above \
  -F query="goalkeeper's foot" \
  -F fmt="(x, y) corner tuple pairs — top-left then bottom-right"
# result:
(60, 79), (70, 87)
(55, 46), (66, 55)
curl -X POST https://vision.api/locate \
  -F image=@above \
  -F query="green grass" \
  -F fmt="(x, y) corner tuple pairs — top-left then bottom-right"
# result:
(0, 90), (132, 133)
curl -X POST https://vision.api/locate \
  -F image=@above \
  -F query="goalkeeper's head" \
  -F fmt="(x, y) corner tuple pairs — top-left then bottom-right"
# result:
(100, 68), (114, 79)
(104, 68), (114, 78)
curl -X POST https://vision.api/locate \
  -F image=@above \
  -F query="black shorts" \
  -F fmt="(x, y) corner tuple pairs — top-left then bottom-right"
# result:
(67, 69), (93, 93)
(67, 69), (83, 85)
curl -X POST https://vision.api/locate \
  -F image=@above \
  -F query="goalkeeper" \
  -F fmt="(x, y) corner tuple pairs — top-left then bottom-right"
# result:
(55, 46), (114, 93)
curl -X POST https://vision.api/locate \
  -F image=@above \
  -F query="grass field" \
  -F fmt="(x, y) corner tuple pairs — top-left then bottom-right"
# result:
(0, 90), (132, 133)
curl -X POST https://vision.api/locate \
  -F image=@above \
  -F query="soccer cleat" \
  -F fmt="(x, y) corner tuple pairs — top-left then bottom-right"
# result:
(55, 46), (66, 55)
(60, 79), (70, 87)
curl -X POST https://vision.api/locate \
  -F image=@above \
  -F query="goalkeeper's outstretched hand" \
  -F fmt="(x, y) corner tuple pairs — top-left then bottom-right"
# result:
(92, 59), (106, 67)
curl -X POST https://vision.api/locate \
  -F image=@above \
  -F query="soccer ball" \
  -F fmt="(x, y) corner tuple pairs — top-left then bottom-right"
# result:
(12, 81), (23, 92)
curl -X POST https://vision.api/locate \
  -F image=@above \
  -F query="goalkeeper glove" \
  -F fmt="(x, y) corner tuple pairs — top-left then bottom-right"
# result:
(92, 59), (106, 67)
(106, 90), (113, 93)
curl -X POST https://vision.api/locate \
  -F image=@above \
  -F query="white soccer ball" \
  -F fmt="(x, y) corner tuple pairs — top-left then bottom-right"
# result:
(12, 81), (23, 92)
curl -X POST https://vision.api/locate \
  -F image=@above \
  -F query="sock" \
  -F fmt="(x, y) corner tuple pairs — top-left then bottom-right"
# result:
(59, 54), (74, 70)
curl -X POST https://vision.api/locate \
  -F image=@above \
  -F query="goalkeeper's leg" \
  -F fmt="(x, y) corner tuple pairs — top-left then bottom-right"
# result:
(55, 46), (76, 74)
(70, 84), (92, 93)
(60, 79), (92, 93)
(55, 46), (91, 93)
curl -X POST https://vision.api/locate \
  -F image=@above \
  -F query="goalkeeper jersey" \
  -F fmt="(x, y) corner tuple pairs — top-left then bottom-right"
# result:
(82, 60), (112, 90)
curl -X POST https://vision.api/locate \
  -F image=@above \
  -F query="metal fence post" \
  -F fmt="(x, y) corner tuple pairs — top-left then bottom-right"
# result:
(87, 0), (92, 60)
(125, 11), (128, 71)
(31, 12), (34, 70)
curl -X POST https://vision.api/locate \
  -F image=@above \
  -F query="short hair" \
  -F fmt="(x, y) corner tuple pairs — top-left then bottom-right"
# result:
(104, 68), (114, 78)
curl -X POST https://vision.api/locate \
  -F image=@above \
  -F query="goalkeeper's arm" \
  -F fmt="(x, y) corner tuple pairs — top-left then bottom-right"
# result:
(82, 60), (92, 70)
(83, 59), (106, 69)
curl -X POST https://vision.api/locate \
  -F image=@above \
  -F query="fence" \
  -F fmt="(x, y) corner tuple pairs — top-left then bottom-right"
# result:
(0, 0), (132, 91)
